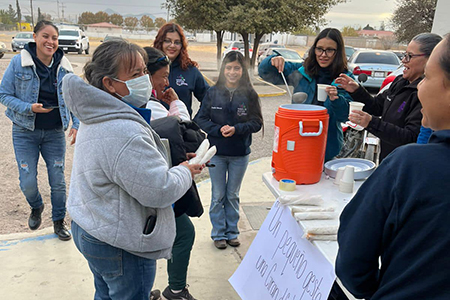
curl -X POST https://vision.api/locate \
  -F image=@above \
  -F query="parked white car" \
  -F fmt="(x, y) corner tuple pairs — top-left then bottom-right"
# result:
(58, 29), (89, 54)
(348, 50), (401, 88)
(11, 32), (34, 52)
(258, 48), (303, 65)
(223, 41), (253, 59)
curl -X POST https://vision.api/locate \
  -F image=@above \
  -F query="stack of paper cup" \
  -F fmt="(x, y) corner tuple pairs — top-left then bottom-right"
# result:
(334, 167), (345, 185)
(339, 165), (355, 193)
(317, 84), (332, 102)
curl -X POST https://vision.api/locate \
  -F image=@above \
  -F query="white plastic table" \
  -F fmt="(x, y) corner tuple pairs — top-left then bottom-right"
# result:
(262, 172), (364, 300)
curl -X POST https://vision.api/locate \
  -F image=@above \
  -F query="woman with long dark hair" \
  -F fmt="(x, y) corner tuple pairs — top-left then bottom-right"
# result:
(195, 51), (263, 250)
(259, 28), (353, 161)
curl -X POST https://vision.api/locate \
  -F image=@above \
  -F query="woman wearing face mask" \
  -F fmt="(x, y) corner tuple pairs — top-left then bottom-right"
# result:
(154, 23), (210, 117)
(336, 35), (450, 300)
(0, 20), (78, 240)
(62, 39), (204, 299)
(335, 33), (442, 162)
(258, 28), (353, 161)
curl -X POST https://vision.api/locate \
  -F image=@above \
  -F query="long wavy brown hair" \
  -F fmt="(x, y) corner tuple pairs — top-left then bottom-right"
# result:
(153, 23), (198, 71)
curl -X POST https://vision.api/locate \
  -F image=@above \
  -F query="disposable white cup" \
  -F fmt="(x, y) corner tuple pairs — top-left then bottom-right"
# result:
(341, 165), (355, 183)
(349, 102), (365, 114)
(339, 180), (354, 193)
(317, 84), (332, 102)
(334, 167), (345, 185)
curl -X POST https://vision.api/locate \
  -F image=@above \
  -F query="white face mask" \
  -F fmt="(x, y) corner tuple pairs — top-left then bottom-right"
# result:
(114, 74), (152, 107)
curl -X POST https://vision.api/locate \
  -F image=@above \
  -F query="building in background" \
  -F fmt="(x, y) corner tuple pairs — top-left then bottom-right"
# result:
(432, 0), (449, 36)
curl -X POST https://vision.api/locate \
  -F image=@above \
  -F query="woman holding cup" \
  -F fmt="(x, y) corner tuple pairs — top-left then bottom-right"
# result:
(259, 28), (353, 161)
(335, 33), (442, 162)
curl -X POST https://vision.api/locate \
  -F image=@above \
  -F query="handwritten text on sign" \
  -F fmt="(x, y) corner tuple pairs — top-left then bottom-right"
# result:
(229, 200), (335, 300)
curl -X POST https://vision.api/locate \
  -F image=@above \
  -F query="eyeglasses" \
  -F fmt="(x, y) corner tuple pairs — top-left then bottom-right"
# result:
(315, 47), (337, 57)
(163, 39), (182, 47)
(402, 52), (427, 62)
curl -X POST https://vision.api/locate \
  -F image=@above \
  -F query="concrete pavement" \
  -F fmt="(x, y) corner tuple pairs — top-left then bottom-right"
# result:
(0, 157), (275, 300)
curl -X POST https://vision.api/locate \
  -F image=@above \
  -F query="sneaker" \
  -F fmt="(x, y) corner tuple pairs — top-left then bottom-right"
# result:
(28, 204), (44, 230)
(227, 238), (240, 247)
(161, 285), (197, 300)
(214, 239), (227, 250)
(54, 219), (72, 241)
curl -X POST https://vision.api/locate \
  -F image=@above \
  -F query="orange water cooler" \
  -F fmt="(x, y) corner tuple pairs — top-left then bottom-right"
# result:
(272, 104), (329, 184)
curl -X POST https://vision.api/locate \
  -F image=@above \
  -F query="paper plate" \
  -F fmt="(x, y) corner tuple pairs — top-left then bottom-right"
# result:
(324, 158), (376, 180)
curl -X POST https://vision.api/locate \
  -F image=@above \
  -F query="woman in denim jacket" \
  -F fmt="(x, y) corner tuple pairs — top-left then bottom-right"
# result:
(0, 20), (79, 240)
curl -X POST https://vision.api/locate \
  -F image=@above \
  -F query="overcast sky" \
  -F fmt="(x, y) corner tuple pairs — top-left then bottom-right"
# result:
(1, 0), (398, 31)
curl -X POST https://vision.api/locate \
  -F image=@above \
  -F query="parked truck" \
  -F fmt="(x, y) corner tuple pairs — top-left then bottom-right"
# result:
(58, 28), (89, 54)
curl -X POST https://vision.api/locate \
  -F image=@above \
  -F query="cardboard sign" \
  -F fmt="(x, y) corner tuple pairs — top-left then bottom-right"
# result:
(229, 200), (335, 300)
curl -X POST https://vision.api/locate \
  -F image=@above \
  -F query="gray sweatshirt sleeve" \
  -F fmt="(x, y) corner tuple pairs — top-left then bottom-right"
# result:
(112, 134), (192, 208)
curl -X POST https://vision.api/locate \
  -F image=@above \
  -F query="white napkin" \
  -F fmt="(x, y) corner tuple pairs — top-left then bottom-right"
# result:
(279, 194), (324, 206)
(294, 212), (336, 221)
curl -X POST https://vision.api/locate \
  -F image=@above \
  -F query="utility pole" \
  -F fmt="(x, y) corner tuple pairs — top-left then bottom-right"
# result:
(56, 0), (60, 22)
(60, 2), (66, 22)
(30, 0), (34, 29)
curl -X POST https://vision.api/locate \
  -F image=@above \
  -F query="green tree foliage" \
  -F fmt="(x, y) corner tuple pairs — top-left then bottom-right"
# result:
(164, 0), (216, 64)
(8, 4), (16, 23)
(110, 13), (123, 26)
(341, 26), (359, 37)
(78, 12), (96, 24)
(165, 0), (228, 66)
(0, 10), (12, 24)
(94, 11), (110, 23)
(363, 24), (374, 30)
(391, 0), (437, 43)
(166, 0), (345, 69)
(37, 8), (52, 22)
(293, 26), (318, 36)
(154, 17), (166, 28)
(140, 15), (154, 32)
(124, 16), (138, 31)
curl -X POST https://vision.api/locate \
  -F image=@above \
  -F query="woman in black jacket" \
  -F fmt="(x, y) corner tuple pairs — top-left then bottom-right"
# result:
(336, 33), (442, 162)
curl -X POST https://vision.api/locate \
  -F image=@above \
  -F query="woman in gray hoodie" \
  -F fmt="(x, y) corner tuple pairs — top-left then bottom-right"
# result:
(62, 40), (204, 299)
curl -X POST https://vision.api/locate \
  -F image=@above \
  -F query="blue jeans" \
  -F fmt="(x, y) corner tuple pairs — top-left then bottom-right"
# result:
(208, 155), (249, 241)
(12, 124), (66, 221)
(72, 221), (156, 300)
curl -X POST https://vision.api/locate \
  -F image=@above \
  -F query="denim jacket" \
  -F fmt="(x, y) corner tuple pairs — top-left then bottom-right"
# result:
(0, 49), (79, 131)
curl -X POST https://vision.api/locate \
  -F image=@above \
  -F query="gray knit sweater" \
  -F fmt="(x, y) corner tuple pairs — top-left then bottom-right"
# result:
(63, 74), (192, 259)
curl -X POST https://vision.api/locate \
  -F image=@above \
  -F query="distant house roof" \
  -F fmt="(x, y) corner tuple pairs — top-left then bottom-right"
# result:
(87, 22), (121, 28)
(357, 30), (395, 38)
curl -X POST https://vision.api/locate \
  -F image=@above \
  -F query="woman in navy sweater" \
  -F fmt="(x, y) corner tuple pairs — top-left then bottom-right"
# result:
(195, 51), (263, 250)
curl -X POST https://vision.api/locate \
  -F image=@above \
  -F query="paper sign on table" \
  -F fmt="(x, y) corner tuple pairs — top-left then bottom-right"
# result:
(229, 200), (335, 300)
